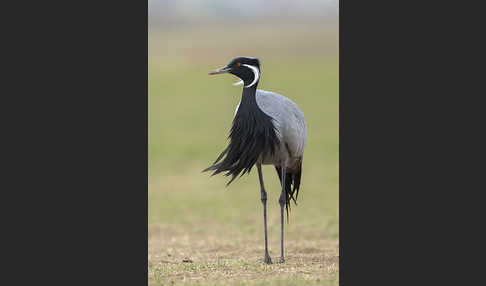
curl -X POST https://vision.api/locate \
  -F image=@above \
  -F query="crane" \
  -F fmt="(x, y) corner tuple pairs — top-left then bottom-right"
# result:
(203, 56), (307, 264)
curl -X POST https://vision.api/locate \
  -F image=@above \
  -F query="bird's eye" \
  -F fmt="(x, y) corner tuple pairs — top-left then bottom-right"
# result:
(236, 62), (241, 67)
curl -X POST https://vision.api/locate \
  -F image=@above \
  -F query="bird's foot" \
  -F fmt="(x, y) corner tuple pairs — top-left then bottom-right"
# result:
(264, 254), (273, 264)
(277, 257), (285, 264)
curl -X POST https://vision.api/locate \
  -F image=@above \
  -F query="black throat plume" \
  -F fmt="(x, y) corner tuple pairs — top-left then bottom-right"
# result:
(203, 85), (280, 185)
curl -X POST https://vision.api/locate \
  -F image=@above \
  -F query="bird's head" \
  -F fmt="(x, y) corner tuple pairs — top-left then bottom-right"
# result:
(209, 57), (261, 88)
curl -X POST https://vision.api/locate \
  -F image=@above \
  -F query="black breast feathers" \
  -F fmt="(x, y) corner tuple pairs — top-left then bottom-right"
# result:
(203, 88), (280, 185)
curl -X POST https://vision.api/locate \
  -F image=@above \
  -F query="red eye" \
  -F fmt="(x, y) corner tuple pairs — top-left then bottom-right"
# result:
(237, 62), (241, 67)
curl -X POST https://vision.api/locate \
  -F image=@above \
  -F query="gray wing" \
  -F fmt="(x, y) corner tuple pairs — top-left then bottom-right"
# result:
(255, 89), (307, 158)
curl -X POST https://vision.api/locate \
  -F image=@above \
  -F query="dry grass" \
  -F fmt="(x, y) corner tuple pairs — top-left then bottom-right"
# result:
(149, 222), (338, 285)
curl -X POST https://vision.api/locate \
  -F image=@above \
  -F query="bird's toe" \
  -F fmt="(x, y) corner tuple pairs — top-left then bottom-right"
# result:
(277, 257), (285, 264)
(264, 255), (273, 264)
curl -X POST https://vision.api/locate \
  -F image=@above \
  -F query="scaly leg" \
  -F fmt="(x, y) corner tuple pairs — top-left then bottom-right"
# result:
(278, 165), (286, 263)
(257, 164), (272, 264)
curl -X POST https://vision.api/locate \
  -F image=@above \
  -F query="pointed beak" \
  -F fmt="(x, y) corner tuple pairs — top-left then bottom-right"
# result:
(208, 65), (231, 75)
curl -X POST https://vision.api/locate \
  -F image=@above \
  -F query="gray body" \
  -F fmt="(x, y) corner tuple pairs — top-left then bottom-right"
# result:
(235, 89), (307, 171)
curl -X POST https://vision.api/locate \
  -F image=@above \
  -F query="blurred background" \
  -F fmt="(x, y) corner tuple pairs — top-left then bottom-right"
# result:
(149, 1), (338, 285)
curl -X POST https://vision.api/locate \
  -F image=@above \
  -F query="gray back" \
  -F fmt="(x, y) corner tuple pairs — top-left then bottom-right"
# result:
(255, 89), (307, 158)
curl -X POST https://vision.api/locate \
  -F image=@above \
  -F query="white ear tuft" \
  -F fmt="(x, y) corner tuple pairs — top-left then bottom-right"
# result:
(242, 64), (260, 88)
(233, 80), (244, 86)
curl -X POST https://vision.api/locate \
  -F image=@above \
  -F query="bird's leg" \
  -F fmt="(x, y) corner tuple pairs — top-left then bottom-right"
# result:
(278, 165), (286, 263)
(257, 164), (272, 264)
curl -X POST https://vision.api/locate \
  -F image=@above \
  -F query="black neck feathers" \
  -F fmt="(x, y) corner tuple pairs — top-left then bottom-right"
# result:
(203, 86), (280, 185)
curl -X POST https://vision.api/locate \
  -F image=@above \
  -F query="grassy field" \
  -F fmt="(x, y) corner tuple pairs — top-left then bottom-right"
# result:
(149, 23), (338, 285)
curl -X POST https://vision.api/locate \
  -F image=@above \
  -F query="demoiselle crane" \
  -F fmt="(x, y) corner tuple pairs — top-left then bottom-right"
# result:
(203, 57), (307, 264)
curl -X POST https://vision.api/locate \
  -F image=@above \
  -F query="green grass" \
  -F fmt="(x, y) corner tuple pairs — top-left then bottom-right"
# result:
(149, 23), (338, 285)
